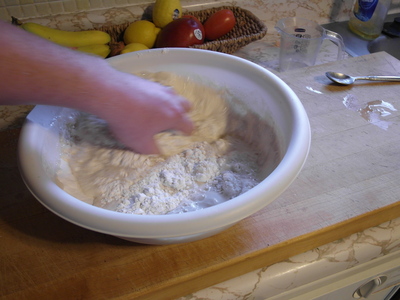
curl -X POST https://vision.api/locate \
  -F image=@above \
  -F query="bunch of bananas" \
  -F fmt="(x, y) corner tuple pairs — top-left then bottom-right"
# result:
(20, 22), (111, 58)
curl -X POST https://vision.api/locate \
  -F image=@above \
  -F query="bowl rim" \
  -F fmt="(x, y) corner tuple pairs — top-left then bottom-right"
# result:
(18, 48), (311, 239)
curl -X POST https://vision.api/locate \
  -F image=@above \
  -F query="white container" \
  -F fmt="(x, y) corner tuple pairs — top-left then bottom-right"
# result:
(18, 49), (311, 245)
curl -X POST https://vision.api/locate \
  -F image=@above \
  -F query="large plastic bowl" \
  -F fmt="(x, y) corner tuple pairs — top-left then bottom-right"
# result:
(18, 48), (310, 245)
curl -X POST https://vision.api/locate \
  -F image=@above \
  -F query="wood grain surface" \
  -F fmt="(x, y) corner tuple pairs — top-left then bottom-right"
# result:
(1, 52), (400, 300)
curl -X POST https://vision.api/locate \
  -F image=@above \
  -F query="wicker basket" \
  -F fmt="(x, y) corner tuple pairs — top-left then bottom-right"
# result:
(99, 6), (267, 55)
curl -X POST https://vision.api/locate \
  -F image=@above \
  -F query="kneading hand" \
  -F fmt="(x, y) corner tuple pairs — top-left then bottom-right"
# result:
(91, 70), (194, 154)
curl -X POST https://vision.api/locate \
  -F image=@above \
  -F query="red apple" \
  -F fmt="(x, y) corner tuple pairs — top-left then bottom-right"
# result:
(181, 15), (202, 25)
(155, 17), (205, 48)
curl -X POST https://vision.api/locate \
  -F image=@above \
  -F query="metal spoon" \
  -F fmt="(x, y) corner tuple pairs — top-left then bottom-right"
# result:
(326, 71), (400, 85)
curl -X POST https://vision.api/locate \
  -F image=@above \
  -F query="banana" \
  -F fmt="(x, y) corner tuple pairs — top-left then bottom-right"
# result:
(75, 44), (111, 58)
(21, 22), (111, 47)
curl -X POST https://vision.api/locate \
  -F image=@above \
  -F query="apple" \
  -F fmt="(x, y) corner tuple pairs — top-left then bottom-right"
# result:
(181, 15), (203, 25)
(155, 17), (205, 48)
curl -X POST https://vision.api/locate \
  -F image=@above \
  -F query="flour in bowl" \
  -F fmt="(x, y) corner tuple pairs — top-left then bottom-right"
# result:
(55, 72), (281, 215)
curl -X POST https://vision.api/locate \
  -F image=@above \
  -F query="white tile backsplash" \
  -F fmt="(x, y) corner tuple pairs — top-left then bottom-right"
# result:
(48, 1), (63, 14)
(0, 0), (144, 21)
(4, 4), (22, 18)
(1, 0), (399, 23)
(35, 2), (50, 14)
(20, 0), (34, 5)
(4, 0), (19, 6)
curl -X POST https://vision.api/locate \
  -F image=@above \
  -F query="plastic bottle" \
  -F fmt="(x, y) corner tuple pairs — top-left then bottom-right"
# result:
(348, 0), (392, 40)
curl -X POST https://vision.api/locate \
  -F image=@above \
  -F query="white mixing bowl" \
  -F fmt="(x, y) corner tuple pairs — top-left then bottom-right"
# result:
(18, 48), (310, 245)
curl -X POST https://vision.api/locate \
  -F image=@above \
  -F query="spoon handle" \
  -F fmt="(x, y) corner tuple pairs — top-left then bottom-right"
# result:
(357, 76), (400, 82)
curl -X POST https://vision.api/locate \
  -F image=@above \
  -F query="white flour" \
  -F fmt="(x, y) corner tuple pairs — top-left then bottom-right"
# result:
(56, 72), (281, 215)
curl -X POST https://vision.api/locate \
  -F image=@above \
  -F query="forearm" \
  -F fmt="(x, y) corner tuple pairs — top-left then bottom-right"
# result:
(0, 20), (113, 114)
(1, 20), (193, 154)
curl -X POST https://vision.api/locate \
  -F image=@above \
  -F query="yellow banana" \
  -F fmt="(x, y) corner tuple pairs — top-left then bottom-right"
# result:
(74, 44), (111, 58)
(21, 22), (111, 47)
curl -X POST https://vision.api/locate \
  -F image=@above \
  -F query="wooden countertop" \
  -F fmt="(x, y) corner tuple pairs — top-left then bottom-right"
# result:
(1, 52), (400, 300)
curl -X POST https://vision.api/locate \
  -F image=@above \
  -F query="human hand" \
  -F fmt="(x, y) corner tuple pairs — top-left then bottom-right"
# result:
(90, 70), (194, 154)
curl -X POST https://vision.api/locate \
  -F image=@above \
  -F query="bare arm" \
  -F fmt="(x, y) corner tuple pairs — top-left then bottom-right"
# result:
(0, 21), (193, 154)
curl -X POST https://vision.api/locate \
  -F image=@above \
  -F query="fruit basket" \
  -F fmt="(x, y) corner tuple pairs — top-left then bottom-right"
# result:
(99, 6), (267, 54)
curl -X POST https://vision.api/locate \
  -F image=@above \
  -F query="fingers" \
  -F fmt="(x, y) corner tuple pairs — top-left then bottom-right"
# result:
(100, 77), (195, 155)
(157, 91), (194, 136)
(124, 136), (160, 154)
(169, 94), (194, 134)
(128, 137), (160, 155)
(180, 97), (192, 112)
(163, 84), (192, 112)
(124, 114), (193, 155)
(175, 113), (194, 135)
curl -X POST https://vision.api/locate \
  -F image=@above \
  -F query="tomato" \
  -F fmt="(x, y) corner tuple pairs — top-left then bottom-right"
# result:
(155, 17), (205, 48)
(203, 9), (236, 40)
